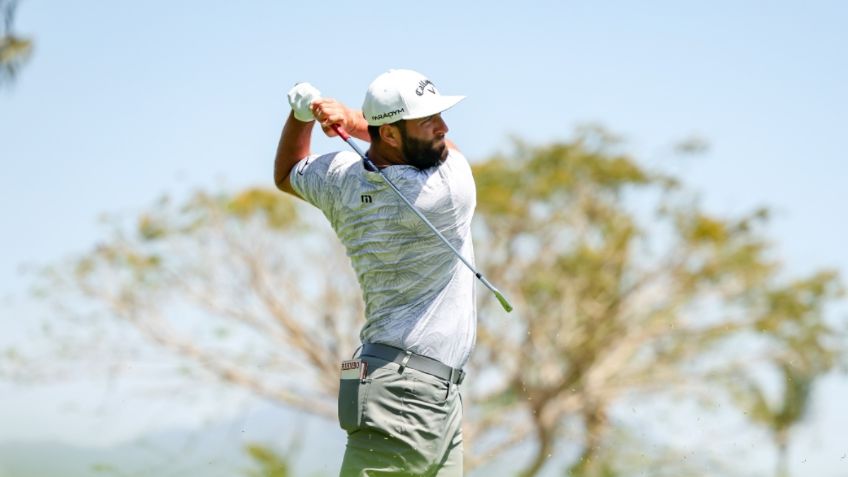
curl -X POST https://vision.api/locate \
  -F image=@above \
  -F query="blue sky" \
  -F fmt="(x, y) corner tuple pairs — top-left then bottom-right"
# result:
(1, 0), (847, 474)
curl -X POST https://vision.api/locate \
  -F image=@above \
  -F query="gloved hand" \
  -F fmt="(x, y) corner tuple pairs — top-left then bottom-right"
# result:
(287, 82), (322, 122)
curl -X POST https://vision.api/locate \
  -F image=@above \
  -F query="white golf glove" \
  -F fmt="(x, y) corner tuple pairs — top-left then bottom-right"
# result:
(287, 82), (322, 122)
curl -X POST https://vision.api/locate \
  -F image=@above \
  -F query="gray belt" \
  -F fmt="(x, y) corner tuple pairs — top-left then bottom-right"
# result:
(361, 343), (466, 385)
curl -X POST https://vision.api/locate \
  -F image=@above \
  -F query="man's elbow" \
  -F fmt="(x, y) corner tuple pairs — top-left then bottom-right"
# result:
(274, 172), (300, 198)
(273, 158), (293, 191)
(274, 171), (289, 191)
(274, 176), (287, 193)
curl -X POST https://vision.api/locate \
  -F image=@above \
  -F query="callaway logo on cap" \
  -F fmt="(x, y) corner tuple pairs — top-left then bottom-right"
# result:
(362, 69), (466, 126)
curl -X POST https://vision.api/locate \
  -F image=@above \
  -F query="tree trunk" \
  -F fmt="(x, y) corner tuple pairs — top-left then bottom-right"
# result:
(566, 405), (607, 477)
(518, 433), (553, 477)
(518, 409), (555, 477)
(775, 435), (788, 477)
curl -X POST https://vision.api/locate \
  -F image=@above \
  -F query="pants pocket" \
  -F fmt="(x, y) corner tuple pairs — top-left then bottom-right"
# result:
(338, 378), (365, 432)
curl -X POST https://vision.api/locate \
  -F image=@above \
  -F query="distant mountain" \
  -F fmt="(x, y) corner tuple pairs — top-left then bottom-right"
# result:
(0, 406), (344, 477)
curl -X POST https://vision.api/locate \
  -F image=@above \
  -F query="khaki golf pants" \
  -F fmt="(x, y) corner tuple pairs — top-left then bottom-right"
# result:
(338, 355), (463, 477)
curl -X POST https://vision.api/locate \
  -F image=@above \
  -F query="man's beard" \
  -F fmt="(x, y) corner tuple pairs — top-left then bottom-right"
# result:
(401, 133), (448, 170)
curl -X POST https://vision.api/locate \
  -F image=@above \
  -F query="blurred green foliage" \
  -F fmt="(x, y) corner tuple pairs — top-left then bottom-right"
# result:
(243, 443), (292, 477)
(0, 0), (32, 86)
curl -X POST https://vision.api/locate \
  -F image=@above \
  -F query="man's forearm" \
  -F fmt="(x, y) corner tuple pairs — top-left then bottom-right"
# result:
(274, 112), (315, 194)
(343, 110), (371, 142)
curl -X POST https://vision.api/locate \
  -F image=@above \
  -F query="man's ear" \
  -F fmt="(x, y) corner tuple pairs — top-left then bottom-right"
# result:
(380, 124), (402, 149)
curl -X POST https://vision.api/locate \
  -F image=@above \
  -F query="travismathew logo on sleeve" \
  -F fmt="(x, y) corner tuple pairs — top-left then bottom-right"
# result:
(296, 156), (312, 175)
(415, 79), (436, 96)
(372, 107), (405, 122)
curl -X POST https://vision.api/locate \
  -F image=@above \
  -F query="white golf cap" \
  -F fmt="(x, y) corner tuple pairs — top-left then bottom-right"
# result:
(362, 69), (465, 126)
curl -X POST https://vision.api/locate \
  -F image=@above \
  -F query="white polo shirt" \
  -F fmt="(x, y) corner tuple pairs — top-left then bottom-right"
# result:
(289, 149), (477, 368)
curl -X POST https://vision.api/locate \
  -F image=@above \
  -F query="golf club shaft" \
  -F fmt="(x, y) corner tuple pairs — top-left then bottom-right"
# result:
(331, 124), (513, 313)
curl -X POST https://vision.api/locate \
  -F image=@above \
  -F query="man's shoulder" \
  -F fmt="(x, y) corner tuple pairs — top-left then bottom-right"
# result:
(328, 150), (362, 166)
(296, 150), (361, 177)
(441, 148), (473, 179)
(314, 150), (361, 168)
(447, 148), (467, 162)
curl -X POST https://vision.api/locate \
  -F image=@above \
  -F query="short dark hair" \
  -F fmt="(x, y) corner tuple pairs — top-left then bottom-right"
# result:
(367, 125), (380, 143)
(368, 120), (406, 143)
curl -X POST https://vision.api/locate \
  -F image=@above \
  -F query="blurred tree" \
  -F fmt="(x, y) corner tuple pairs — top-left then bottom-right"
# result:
(30, 129), (845, 477)
(0, 0), (32, 86)
(726, 271), (842, 477)
(464, 127), (844, 476)
(736, 364), (813, 477)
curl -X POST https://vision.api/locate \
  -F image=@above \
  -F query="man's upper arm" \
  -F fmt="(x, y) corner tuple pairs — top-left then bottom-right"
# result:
(286, 153), (337, 211)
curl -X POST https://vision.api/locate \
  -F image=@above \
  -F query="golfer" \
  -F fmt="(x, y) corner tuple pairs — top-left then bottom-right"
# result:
(274, 69), (476, 476)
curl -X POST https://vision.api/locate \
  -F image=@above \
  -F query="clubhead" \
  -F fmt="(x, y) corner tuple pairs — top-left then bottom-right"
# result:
(494, 290), (514, 313)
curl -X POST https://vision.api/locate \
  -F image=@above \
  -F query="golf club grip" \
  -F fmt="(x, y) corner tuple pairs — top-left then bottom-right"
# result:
(331, 124), (351, 141)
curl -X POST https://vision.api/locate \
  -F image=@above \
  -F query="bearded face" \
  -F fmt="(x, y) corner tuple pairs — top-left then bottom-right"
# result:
(397, 123), (448, 170)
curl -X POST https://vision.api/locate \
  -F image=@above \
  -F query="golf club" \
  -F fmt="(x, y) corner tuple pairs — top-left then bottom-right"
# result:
(331, 123), (514, 313)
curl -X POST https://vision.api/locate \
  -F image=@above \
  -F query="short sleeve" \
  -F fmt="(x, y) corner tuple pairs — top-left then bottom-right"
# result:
(288, 152), (338, 213)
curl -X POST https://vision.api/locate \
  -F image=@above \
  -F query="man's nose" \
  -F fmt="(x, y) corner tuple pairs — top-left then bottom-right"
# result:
(434, 115), (449, 135)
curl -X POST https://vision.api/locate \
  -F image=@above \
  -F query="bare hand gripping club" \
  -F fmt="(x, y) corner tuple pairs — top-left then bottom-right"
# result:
(331, 124), (514, 313)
